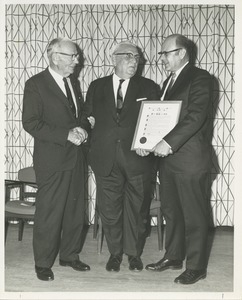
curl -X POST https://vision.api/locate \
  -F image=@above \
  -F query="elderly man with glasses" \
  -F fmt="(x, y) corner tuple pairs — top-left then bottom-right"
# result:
(22, 37), (91, 281)
(84, 41), (159, 272)
(145, 34), (213, 285)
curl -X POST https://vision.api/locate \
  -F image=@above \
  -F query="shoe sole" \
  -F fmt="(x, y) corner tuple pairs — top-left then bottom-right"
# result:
(175, 273), (206, 284)
(36, 274), (54, 281)
(106, 267), (120, 272)
(129, 267), (143, 272)
(145, 264), (182, 272)
(59, 261), (90, 271)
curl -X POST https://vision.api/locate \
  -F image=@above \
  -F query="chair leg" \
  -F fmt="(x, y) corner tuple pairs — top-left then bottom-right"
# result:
(18, 220), (24, 241)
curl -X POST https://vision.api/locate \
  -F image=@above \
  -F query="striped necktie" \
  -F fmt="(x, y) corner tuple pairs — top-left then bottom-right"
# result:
(117, 79), (125, 114)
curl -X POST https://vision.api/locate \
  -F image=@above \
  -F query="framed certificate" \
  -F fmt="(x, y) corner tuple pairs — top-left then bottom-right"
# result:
(131, 101), (182, 151)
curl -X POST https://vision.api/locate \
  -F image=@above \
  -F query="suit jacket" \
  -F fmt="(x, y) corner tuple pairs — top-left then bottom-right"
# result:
(22, 68), (89, 182)
(84, 74), (159, 176)
(161, 63), (213, 173)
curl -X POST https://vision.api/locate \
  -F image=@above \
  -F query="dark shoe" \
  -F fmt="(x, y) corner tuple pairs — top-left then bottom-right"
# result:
(145, 257), (182, 272)
(35, 266), (54, 281)
(128, 256), (143, 271)
(106, 255), (122, 272)
(174, 269), (207, 284)
(59, 259), (90, 271)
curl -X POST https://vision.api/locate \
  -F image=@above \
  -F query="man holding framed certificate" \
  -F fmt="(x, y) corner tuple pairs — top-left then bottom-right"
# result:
(144, 34), (213, 285)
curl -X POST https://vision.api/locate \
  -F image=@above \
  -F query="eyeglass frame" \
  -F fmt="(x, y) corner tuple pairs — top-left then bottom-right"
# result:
(114, 52), (140, 62)
(158, 48), (183, 57)
(55, 52), (79, 61)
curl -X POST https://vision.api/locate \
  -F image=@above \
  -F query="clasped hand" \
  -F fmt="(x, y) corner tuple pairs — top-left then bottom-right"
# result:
(136, 140), (173, 157)
(68, 127), (88, 146)
(152, 139), (173, 157)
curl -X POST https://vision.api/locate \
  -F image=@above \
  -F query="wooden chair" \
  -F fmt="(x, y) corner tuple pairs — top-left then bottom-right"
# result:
(93, 182), (164, 253)
(5, 167), (37, 241)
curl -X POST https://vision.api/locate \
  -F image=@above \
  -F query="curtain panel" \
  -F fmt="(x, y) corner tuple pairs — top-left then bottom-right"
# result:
(5, 4), (235, 226)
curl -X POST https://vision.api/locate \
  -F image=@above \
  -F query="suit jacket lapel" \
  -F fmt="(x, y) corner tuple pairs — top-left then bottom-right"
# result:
(70, 76), (82, 115)
(123, 76), (139, 110)
(103, 75), (117, 118)
(45, 69), (80, 120)
(161, 74), (171, 99)
(166, 64), (192, 99)
(44, 69), (70, 109)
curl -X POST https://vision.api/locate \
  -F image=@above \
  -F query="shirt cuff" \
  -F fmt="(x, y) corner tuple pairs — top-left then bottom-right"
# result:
(163, 139), (173, 153)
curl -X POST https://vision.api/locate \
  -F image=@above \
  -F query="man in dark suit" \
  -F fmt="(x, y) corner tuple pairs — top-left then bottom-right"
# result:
(84, 41), (159, 272)
(145, 34), (213, 284)
(22, 38), (91, 281)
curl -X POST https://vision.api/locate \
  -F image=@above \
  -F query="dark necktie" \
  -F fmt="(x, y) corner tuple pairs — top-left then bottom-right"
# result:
(167, 72), (176, 93)
(63, 77), (76, 117)
(116, 79), (125, 114)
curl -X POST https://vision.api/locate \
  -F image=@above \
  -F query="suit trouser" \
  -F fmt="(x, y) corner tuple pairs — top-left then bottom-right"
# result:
(95, 144), (153, 257)
(33, 154), (85, 268)
(159, 167), (209, 270)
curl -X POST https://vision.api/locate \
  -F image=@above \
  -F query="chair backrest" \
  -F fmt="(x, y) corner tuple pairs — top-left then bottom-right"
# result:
(18, 167), (36, 183)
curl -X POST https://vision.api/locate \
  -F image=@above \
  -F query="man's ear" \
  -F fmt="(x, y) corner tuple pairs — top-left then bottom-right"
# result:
(179, 48), (186, 60)
(111, 54), (117, 66)
(51, 52), (59, 66)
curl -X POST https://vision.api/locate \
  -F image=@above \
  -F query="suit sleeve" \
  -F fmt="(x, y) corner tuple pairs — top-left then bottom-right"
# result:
(22, 78), (69, 146)
(82, 81), (94, 119)
(163, 70), (212, 152)
(148, 80), (161, 100)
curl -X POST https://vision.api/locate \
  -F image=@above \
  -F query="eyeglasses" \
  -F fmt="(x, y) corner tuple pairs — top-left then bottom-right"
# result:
(55, 52), (79, 61)
(115, 53), (140, 62)
(158, 48), (182, 57)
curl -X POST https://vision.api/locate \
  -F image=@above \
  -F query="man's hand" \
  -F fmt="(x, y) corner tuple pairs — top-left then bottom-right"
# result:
(152, 140), (173, 157)
(67, 127), (88, 146)
(136, 148), (150, 157)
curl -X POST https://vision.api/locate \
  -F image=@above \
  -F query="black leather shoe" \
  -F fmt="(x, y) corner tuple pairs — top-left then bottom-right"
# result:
(128, 256), (143, 271)
(59, 259), (90, 271)
(174, 269), (207, 284)
(145, 257), (182, 272)
(106, 255), (122, 272)
(35, 266), (54, 281)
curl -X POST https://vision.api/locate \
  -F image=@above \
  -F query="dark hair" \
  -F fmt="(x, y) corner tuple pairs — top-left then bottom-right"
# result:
(175, 35), (192, 57)
(167, 34), (197, 63)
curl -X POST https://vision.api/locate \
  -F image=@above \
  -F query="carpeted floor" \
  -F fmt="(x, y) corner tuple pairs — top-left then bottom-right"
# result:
(3, 224), (235, 300)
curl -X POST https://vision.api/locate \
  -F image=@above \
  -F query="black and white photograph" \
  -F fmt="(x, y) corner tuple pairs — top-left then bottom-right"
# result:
(1, 1), (241, 300)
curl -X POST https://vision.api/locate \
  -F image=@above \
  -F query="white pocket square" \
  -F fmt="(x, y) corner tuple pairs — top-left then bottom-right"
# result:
(136, 97), (147, 101)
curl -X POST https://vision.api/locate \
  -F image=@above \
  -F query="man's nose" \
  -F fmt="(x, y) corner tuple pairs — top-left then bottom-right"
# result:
(160, 53), (166, 60)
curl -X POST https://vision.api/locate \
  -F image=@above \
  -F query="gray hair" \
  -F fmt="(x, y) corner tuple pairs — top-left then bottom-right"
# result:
(111, 41), (138, 55)
(47, 37), (73, 59)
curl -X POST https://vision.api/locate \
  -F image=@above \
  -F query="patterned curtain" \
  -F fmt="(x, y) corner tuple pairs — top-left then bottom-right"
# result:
(5, 4), (235, 226)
